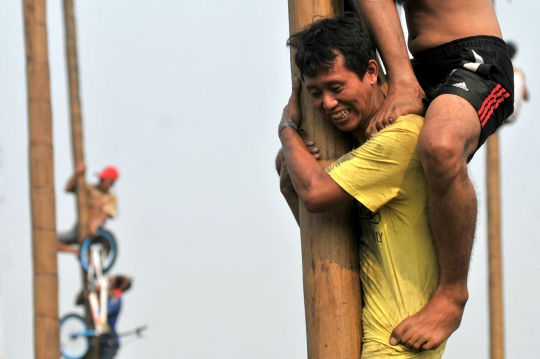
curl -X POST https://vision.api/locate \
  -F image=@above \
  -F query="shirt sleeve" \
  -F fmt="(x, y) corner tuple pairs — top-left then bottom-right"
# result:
(325, 125), (419, 212)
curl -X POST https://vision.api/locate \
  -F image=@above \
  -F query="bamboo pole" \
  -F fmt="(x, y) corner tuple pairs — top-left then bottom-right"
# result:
(22, 0), (60, 358)
(62, 1), (99, 358)
(487, 133), (504, 359)
(288, 2), (363, 358)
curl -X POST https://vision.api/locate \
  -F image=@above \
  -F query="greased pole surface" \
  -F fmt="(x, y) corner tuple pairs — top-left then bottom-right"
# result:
(287, 1), (363, 358)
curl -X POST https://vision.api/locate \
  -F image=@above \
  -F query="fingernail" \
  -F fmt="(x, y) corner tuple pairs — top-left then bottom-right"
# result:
(390, 337), (398, 346)
(293, 78), (299, 84)
(307, 141), (313, 145)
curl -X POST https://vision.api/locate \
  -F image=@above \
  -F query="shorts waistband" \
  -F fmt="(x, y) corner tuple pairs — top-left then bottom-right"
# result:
(412, 36), (507, 62)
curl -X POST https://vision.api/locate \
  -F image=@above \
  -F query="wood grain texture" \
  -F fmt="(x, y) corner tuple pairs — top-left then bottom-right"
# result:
(288, 1), (363, 358)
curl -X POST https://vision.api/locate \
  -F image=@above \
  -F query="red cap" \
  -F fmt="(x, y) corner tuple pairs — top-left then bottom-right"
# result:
(97, 166), (119, 180)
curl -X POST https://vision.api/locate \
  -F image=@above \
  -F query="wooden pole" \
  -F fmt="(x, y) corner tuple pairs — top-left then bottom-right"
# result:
(22, 0), (60, 358)
(487, 1), (504, 357)
(487, 133), (504, 359)
(287, 2), (363, 358)
(62, 1), (99, 358)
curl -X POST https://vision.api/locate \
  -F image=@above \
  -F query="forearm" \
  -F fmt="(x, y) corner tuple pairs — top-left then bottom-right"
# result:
(355, 0), (417, 85)
(280, 128), (344, 213)
(280, 129), (320, 199)
(277, 148), (301, 225)
(281, 188), (300, 226)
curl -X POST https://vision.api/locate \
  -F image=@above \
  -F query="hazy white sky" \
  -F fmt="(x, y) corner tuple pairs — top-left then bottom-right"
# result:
(1, 1), (539, 358)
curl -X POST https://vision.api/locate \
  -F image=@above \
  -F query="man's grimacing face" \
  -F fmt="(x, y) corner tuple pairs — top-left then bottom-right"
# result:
(304, 53), (379, 134)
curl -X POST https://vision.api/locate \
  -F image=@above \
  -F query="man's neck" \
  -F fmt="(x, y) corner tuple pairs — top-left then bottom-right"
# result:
(352, 86), (386, 145)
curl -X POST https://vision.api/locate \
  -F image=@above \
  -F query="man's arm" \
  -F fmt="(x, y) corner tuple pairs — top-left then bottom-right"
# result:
(89, 211), (108, 236)
(276, 148), (301, 224)
(354, 0), (425, 134)
(65, 161), (85, 193)
(279, 78), (353, 213)
(276, 139), (321, 225)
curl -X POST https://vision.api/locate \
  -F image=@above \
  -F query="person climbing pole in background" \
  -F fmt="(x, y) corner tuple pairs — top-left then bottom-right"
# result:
(76, 275), (133, 359)
(57, 163), (119, 254)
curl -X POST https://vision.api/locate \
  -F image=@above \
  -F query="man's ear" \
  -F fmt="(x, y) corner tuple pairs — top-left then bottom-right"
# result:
(365, 59), (379, 85)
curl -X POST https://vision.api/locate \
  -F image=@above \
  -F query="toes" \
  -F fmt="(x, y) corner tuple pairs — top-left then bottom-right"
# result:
(422, 337), (443, 351)
(410, 338), (428, 352)
(390, 325), (407, 346)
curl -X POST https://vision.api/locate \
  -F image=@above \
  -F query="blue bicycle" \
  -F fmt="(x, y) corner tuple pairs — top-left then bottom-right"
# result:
(61, 230), (120, 359)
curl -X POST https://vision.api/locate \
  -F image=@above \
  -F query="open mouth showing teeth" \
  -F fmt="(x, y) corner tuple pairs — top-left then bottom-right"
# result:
(331, 109), (350, 120)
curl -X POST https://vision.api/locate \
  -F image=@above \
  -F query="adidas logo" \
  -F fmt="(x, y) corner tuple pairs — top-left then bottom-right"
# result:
(452, 82), (469, 91)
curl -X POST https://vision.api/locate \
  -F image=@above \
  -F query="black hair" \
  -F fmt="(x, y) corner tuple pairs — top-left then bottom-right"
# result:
(113, 275), (132, 292)
(506, 41), (517, 59)
(287, 13), (376, 80)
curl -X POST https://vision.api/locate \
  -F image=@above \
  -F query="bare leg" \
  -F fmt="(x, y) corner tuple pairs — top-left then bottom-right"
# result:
(390, 94), (481, 351)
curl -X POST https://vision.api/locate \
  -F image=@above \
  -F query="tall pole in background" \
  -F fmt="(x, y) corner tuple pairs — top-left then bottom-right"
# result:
(487, 133), (504, 359)
(288, 1), (363, 358)
(22, 0), (60, 358)
(487, 2), (505, 358)
(62, 1), (99, 358)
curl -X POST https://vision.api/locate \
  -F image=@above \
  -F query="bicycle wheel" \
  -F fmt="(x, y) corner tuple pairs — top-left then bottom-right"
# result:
(60, 314), (90, 359)
(80, 229), (118, 273)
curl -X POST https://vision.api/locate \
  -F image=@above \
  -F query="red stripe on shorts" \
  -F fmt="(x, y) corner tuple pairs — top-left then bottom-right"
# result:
(478, 84), (510, 127)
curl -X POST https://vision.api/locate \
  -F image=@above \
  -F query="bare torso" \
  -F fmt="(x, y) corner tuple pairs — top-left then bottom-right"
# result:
(399, 0), (502, 54)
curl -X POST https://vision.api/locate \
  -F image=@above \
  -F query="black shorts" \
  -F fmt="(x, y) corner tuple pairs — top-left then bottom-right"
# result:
(411, 36), (514, 154)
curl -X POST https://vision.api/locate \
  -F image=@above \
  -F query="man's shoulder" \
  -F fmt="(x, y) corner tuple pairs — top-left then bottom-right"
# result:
(364, 114), (424, 151)
(388, 114), (424, 136)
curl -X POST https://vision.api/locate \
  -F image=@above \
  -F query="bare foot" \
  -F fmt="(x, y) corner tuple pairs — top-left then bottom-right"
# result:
(389, 288), (468, 351)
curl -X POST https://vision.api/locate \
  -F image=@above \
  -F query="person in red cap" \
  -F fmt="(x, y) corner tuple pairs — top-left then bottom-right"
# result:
(58, 162), (119, 254)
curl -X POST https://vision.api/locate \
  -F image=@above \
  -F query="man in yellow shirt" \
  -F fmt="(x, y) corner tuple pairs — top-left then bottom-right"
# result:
(277, 15), (445, 356)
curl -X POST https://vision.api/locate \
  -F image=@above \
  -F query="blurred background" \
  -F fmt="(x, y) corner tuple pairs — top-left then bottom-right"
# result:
(1, 1), (539, 358)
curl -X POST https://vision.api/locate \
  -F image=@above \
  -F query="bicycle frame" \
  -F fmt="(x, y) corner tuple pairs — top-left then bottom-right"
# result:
(86, 242), (110, 335)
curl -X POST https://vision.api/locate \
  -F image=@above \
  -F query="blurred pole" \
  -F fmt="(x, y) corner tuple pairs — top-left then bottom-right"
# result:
(487, 132), (504, 359)
(487, 1), (505, 358)
(288, 1), (363, 358)
(22, 0), (60, 358)
(62, 1), (100, 358)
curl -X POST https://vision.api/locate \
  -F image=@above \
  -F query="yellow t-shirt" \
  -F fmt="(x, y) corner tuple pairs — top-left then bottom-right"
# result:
(326, 115), (445, 358)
